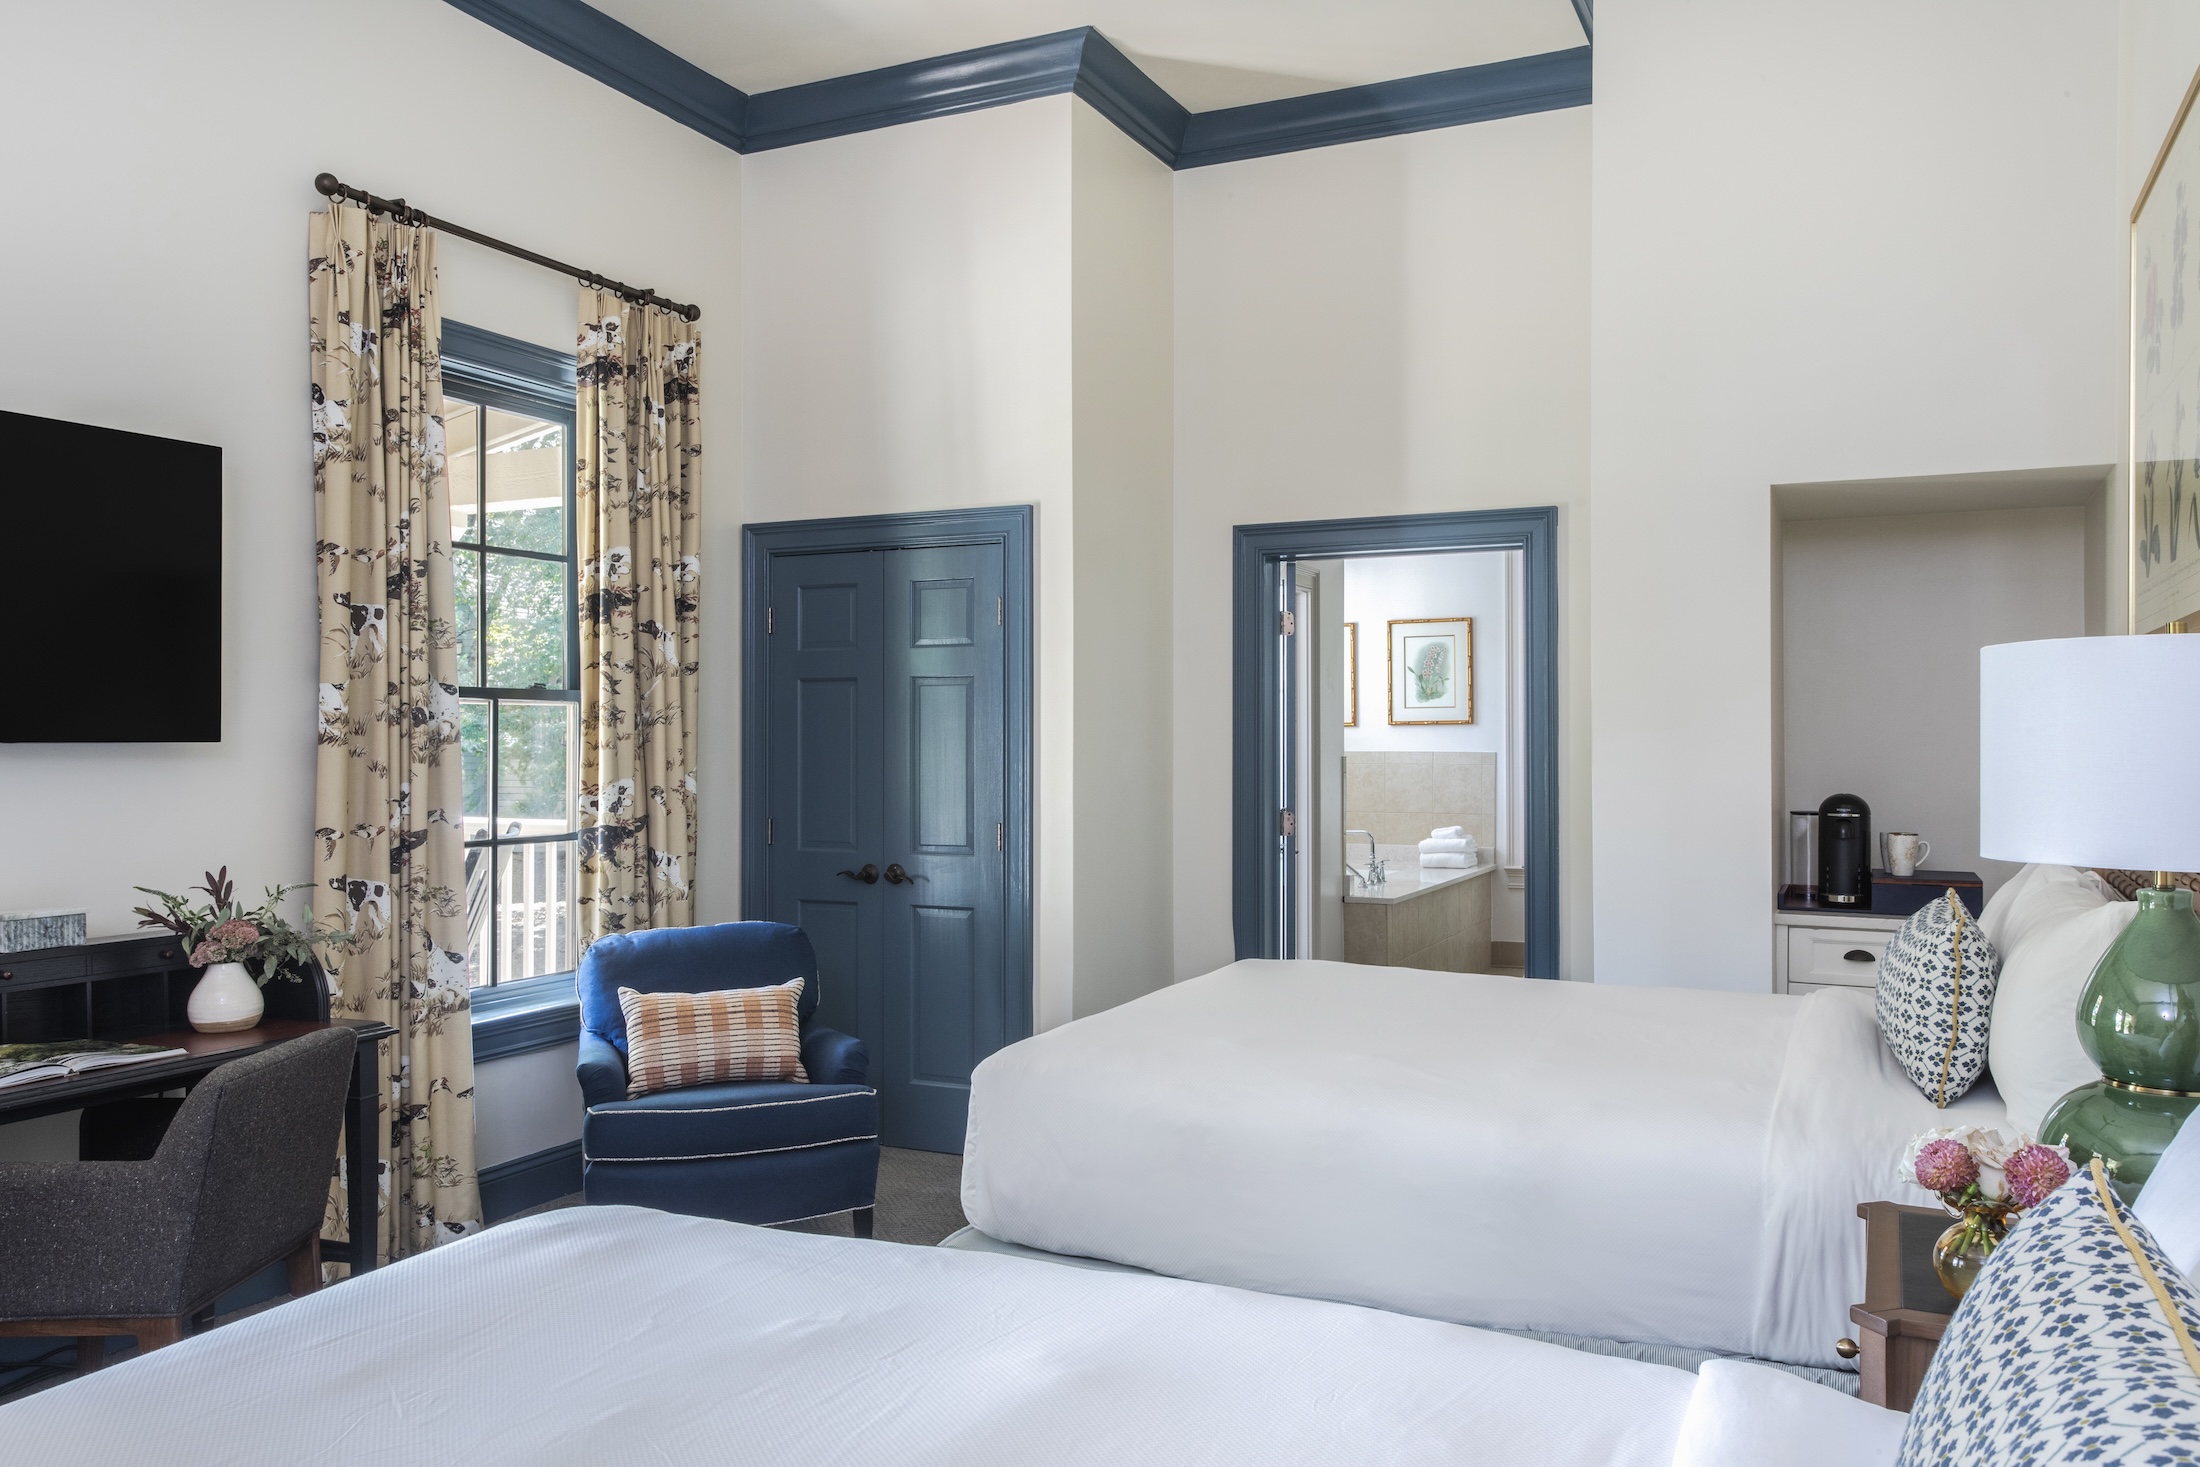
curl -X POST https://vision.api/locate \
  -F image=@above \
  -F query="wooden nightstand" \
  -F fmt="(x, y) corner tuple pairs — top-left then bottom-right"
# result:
(1839, 1200), (1959, 1410)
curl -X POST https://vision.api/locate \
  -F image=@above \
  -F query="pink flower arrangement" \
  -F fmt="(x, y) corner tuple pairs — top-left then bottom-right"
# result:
(1899, 1124), (2073, 1275)
(189, 918), (263, 967)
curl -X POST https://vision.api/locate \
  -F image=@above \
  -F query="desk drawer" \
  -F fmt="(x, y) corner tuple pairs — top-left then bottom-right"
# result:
(1788, 927), (1891, 989)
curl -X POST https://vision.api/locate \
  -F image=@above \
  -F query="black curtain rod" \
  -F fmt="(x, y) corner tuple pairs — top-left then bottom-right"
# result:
(313, 172), (700, 322)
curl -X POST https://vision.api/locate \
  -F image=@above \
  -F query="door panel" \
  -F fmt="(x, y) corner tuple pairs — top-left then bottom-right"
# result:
(794, 678), (860, 850)
(796, 898), (862, 1045)
(880, 543), (1006, 1151)
(909, 904), (977, 1083)
(911, 677), (974, 852)
(766, 552), (883, 1058)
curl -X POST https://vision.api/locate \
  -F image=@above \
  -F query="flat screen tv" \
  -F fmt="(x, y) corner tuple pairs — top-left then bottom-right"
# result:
(0, 409), (221, 741)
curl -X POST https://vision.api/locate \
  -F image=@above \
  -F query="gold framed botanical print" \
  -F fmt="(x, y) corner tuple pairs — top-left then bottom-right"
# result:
(1388, 617), (1471, 725)
(1343, 622), (1358, 726)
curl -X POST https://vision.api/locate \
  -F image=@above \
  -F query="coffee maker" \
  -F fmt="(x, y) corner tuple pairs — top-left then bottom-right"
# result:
(1817, 793), (1873, 907)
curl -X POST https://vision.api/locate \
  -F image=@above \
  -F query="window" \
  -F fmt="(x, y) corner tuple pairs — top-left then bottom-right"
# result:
(443, 338), (579, 991)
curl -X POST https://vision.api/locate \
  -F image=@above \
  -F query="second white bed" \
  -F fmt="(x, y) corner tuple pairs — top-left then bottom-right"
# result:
(961, 959), (1998, 1370)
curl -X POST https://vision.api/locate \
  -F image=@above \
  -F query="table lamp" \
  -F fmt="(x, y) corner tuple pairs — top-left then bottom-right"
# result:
(1980, 634), (2200, 1196)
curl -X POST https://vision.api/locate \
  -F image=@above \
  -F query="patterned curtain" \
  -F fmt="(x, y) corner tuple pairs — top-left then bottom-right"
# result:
(575, 293), (702, 940)
(308, 202), (481, 1267)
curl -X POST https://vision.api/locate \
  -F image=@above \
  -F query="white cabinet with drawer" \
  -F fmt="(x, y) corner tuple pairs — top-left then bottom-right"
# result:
(1774, 911), (1905, 994)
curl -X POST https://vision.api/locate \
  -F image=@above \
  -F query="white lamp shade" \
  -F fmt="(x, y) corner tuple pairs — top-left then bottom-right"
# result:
(1980, 635), (2200, 871)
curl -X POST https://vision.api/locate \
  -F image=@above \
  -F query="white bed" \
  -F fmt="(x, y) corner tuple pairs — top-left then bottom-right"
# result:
(962, 959), (2001, 1371)
(0, 1204), (1901, 1467)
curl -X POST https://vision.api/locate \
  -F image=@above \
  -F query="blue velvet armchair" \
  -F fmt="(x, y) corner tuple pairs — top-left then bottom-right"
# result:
(577, 922), (878, 1235)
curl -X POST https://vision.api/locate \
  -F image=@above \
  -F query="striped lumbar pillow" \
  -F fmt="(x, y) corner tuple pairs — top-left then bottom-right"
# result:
(617, 979), (809, 1098)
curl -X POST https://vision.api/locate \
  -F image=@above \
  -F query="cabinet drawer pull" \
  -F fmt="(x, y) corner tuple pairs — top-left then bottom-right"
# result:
(1843, 949), (1876, 963)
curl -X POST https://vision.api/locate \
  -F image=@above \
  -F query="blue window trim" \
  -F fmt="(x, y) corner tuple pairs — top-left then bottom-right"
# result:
(443, 318), (587, 1061)
(439, 3), (1589, 169)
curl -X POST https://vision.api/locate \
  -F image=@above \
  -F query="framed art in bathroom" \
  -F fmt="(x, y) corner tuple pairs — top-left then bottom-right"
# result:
(1388, 616), (1471, 725)
(1343, 622), (1358, 726)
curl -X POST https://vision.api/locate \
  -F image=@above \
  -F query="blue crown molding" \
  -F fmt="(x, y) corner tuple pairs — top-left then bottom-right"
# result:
(746, 29), (1086, 153)
(1175, 47), (1593, 170)
(442, 0), (748, 150)
(1072, 29), (1189, 165)
(1571, 0), (1594, 43)
(438, 3), (1588, 170)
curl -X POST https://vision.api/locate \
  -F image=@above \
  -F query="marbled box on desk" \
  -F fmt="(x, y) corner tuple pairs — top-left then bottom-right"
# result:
(0, 909), (87, 953)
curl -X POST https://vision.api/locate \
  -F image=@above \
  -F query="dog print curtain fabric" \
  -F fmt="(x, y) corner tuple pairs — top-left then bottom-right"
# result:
(308, 201), (482, 1266)
(574, 292), (701, 941)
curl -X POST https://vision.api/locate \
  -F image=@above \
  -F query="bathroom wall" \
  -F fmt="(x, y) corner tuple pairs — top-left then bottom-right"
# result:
(1343, 751), (1499, 859)
(1341, 552), (1508, 755)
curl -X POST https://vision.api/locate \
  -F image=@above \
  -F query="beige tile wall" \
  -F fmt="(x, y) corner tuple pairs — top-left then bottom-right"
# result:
(1343, 751), (1499, 854)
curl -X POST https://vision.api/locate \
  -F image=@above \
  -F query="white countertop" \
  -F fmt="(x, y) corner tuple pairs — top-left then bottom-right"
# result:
(1343, 855), (1496, 906)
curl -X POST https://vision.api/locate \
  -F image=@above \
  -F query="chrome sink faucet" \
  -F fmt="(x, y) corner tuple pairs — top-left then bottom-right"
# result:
(1345, 829), (1385, 889)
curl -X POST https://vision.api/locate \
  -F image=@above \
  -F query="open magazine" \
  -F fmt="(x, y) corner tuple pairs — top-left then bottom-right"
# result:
(0, 1039), (188, 1091)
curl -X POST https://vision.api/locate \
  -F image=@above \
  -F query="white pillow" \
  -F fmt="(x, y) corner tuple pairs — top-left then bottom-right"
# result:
(1669, 1360), (1906, 1467)
(2135, 1110), (2200, 1278)
(1978, 863), (2118, 960)
(1987, 879), (2135, 1135)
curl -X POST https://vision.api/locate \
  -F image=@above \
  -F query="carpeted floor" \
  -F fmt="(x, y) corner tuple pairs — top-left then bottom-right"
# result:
(505, 1145), (968, 1245)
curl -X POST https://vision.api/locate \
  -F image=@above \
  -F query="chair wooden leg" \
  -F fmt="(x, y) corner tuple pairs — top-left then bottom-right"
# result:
(852, 1206), (875, 1239)
(75, 1336), (107, 1376)
(287, 1234), (323, 1297)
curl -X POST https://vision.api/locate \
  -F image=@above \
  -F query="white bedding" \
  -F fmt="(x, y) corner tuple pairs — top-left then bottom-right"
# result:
(962, 959), (2003, 1369)
(2, 1205), (1745, 1467)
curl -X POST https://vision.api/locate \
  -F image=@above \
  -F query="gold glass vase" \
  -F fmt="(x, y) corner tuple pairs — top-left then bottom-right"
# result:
(1932, 1205), (2013, 1300)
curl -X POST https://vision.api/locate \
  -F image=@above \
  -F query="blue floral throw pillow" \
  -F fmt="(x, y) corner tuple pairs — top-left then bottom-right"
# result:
(1899, 1157), (2200, 1465)
(1875, 891), (1999, 1105)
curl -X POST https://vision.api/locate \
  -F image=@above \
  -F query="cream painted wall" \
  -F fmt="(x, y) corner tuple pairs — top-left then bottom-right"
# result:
(1782, 508), (2088, 903)
(1171, 106), (1593, 982)
(1590, 0), (2125, 990)
(1069, 105), (1176, 1018)
(741, 96), (1092, 1026)
(0, 0), (740, 1167)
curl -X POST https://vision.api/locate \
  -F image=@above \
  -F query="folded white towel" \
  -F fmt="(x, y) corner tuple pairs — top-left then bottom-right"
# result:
(1431, 826), (1465, 839)
(1419, 837), (1473, 854)
(1420, 853), (1469, 869)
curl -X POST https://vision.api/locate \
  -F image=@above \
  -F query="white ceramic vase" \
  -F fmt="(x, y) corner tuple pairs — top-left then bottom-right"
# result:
(187, 960), (264, 1033)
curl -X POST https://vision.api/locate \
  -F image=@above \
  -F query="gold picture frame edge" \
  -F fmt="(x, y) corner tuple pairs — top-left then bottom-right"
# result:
(2131, 54), (2200, 633)
(1386, 615), (1473, 726)
(1343, 622), (1359, 727)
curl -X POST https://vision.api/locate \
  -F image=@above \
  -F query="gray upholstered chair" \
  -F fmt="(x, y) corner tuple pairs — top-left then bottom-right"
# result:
(0, 1027), (356, 1372)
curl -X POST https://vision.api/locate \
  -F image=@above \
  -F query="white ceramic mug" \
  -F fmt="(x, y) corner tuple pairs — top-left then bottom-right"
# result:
(1884, 832), (1930, 878)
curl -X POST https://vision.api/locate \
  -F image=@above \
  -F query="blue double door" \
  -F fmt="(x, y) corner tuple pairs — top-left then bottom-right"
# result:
(761, 543), (1009, 1153)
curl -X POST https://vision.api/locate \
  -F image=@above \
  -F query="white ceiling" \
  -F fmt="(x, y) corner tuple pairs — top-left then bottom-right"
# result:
(589, 0), (1589, 112)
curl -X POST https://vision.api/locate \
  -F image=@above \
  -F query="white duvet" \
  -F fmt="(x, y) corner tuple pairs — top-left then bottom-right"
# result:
(0, 1204), (1900, 1467)
(963, 959), (2001, 1369)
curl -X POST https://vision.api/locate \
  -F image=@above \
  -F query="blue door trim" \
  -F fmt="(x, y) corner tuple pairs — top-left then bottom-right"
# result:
(1232, 509), (1561, 978)
(742, 506), (1035, 1042)
(440, 2), (1587, 169)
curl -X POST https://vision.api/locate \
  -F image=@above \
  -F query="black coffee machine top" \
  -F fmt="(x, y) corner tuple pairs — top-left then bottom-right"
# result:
(1818, 793), (1872, 907)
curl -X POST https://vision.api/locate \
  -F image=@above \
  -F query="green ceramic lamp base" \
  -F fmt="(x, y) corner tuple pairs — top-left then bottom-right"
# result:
(2039, 1083), (2199, 1202)
(2037, 885), (2200, 1200)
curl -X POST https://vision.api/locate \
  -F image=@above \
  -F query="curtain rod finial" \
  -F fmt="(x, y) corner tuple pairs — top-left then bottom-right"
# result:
(314, 172), (340, 197)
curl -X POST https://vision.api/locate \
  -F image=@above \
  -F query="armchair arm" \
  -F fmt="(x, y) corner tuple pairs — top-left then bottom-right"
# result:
(0, 1162), (189, 1316)
(577, 1033), (630, 1108)
(802, 1026), (870, 1085)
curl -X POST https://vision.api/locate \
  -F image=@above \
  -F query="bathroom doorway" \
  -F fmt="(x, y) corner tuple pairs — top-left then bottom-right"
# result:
(1234, 510), (1559, 978)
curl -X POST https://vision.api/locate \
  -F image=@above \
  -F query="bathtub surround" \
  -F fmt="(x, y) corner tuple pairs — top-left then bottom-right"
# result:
(1343, 858), (1494, 973)
(1344, 752), (1499, 856)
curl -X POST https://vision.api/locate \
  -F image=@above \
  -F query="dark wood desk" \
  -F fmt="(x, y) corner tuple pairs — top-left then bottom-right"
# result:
(0, 934), (393, 1275)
